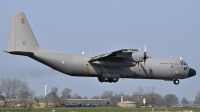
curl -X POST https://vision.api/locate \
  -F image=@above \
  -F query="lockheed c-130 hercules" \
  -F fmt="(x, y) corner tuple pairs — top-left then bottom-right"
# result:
(5, 11), (196, 85)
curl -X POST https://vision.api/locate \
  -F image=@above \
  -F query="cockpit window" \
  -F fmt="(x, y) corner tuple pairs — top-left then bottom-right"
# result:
(180, 61), (183, 65)
(183, 61), (187, 65)
(180, 61), (187, 65)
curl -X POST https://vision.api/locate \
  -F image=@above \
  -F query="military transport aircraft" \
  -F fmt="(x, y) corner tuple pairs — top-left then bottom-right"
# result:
(5, 11), (196, 85)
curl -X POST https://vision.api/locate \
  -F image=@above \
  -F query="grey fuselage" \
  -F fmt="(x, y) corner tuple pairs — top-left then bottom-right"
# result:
(28, 47), (189, 80)
(6, 11), (196, 84)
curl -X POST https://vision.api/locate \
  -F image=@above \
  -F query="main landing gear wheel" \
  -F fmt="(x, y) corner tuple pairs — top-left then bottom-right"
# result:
(98, 77), (104, 82)
(112, 78), (118, 83)
(173, 79), (180, 85)
(98, 77), (118, 83)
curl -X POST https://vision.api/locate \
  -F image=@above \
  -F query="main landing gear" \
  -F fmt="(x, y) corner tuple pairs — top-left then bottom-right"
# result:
(173, 79), (180, 85)
(98, 77), (118, 83)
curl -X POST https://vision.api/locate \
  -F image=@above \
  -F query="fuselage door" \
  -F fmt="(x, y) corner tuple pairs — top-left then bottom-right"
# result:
(84, 62), (90, 74)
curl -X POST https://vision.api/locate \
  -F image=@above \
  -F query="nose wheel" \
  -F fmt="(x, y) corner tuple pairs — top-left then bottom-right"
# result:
(173, 79), (180, 85)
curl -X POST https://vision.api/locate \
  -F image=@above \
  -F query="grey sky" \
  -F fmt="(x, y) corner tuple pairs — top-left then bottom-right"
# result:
(0, 1), (199, 101)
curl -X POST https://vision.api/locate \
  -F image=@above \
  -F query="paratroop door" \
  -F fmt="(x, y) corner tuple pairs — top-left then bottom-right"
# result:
(84, 63), (90, 74)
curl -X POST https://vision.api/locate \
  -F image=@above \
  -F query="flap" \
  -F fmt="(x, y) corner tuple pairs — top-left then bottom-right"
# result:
(89, 49), (138, 62)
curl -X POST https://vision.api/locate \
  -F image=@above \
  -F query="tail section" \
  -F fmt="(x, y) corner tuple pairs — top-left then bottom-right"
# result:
(5, 11), (39, 55)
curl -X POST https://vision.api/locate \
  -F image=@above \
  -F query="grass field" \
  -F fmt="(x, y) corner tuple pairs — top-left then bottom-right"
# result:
(0, 107), (199, 112)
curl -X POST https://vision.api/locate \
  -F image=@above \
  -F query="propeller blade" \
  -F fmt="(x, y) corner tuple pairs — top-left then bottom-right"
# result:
(144, 45), (147, 53)
(143, 45), (149, 67)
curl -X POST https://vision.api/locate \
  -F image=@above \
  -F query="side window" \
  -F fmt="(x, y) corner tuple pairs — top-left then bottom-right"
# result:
(184, 67), (188, 71)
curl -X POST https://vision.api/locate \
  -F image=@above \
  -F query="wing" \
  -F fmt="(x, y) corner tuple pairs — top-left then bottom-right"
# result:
(89, 49), (139, 62)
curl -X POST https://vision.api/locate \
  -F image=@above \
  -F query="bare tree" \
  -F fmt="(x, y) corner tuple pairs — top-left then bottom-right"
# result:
(51, 92), (57, 107)
(2, 78), (12, 98)
(181, 97), (189, 106)
(11, 78), (21, 98)
(154, 93), (162, 106)
(100, 91), (114, 105)
(137, 86), (144, 96)
(90, 96), (99, 99)
(0, 82), (4, 95)
(51, 87), (58, 96)
(142, 86), (157, 106)
(123, 94), (133, 101)
(18, 81), (35, 107)
(61, 88), (71, 100)
(132, 92), (142, 103)
(72, 93), (82, 99)
(100, 91), (113, 99)
(163, 94), (178, 107)
(194, 91), (200, 104)
(144, 86), (155, 94)
(0, 78), (34, 99)
(83, 96), (88, 99)
(18, 81), (34, 98)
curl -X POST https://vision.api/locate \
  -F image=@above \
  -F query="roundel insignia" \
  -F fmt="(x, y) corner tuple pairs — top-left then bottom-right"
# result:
(22, 41), (26, 45)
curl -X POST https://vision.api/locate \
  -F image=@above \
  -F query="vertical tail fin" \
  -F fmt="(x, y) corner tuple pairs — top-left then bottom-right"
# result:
(5, 11), (39, 54)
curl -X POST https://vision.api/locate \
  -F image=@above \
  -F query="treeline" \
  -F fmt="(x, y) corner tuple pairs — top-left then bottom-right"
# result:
(1, 78), (200, 107)
(47, 85), (199, 107)
(100, 88), (181, 106)
(0, 78), (34, 99)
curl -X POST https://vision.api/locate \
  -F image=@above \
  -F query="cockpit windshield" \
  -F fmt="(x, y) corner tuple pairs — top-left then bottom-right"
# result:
(180, 60), (187, 65)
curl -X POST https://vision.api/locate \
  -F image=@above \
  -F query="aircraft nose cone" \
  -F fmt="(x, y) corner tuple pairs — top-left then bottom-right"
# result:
(188, 68), (196, 77)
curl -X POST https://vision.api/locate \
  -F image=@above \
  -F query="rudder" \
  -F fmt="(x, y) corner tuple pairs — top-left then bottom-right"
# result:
(5, 11), (39, 54)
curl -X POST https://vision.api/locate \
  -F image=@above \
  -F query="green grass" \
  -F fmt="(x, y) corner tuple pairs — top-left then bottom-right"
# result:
(0, 107), (199, 112)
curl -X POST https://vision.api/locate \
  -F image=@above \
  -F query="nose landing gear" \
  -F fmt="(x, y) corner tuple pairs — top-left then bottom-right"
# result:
(173, 79), (180, 85)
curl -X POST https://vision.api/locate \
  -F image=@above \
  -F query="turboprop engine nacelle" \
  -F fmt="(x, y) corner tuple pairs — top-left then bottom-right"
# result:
(117, 45), (149, 63)
(117, 53), (144, 62)
(131, 53), (145, 62)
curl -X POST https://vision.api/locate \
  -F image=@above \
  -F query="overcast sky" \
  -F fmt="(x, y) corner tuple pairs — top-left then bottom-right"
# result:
(0, 0), (200, 101)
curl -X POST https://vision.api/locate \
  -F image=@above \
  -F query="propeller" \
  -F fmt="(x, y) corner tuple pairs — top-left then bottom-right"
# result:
(137, 47), (141, 69)
(143, 45), (149, 66)
(136, 45), (149, 69)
